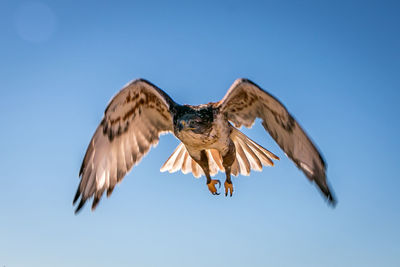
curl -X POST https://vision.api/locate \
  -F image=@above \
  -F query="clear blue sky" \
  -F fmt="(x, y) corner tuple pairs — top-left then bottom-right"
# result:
(1, 0), (399, 266)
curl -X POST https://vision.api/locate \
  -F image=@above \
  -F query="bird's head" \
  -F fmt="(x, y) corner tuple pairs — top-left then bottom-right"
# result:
(176, 114), (200, 132)
(175, 113), (209, 135)
(173, 105), (214, 137)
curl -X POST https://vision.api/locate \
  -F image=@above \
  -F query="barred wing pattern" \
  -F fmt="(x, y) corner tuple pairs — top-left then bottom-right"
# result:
(73, 79), (175, 213)
(218, 79), (336, 205)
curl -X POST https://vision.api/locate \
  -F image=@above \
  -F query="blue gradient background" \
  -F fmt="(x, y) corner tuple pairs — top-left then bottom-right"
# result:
(1, 1), (399, 266)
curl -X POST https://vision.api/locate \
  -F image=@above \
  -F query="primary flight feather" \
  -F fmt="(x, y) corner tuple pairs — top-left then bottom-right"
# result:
(74, 78), (336, 213)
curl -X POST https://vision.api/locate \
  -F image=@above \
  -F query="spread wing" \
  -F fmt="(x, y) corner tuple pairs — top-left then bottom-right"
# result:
(217, 78), (336, 205)
(73, 79), (176, 213)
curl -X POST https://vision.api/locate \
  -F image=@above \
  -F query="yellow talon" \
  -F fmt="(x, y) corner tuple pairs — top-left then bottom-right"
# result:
(207, 179), (221, 195)
(224, 181), (234, 197)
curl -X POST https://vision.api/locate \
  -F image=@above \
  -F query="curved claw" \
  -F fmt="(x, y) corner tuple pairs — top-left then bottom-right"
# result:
(207, 179), (221, 195)
(224, 181), (234, 197)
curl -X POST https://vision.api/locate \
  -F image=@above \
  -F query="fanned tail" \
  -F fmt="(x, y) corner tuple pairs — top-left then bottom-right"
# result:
(160, 128), (279, 178)
(160, 143), (211, 178)
(229, 127), (279, 176)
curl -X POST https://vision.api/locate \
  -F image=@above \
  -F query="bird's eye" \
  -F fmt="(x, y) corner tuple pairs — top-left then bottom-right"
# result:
(190, 120), (199, 126)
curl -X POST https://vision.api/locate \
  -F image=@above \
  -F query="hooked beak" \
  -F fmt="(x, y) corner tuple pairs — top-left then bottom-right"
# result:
(178, 120), (185, 131)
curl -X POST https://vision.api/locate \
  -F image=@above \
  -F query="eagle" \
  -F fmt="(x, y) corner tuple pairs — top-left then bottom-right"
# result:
(73, 78), (336, 213)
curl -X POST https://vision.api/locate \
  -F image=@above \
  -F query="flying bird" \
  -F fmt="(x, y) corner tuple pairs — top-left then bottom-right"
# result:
(74, 78), (336, 213)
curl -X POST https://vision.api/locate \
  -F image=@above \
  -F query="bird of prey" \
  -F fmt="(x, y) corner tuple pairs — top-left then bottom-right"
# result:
(73, 78), (336, 213)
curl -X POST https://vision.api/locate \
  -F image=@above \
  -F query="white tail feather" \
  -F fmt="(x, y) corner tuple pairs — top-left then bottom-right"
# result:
(160, 128), (279, 178)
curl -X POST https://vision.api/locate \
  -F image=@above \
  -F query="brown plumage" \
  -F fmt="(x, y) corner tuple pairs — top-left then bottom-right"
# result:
(74, 78), (336, 213)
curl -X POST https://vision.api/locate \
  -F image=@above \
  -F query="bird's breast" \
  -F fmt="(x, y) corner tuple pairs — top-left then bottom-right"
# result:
(177, 129), (217, 148)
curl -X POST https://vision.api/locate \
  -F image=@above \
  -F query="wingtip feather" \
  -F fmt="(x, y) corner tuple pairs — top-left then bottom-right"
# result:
(74, 199), (86, 214)
(73, 187), (81, 205)
(314, 179), (337, 207)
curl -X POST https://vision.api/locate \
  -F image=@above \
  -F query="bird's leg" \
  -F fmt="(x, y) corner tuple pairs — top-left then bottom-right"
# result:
(197, 150), (221, 195)
(224, 166), (233, 197)
(222, 142), (236, 197)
